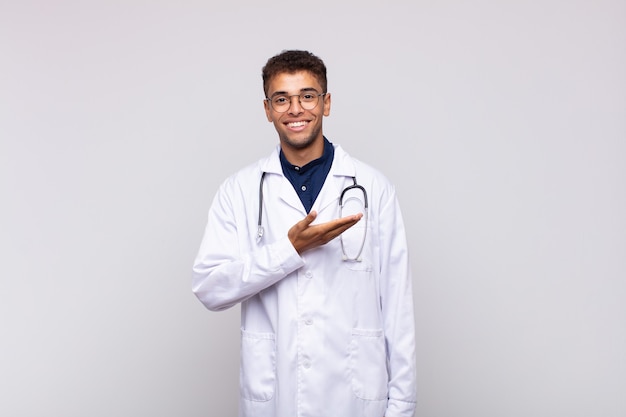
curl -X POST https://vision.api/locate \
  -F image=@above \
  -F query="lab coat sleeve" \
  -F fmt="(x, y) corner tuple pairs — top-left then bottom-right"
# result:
(192, 179), (305, 312)
(379, 185), (417, 417)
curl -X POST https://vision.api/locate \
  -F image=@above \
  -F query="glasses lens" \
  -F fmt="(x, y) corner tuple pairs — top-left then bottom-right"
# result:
(300, 92), (320, 110)
(270, 96), (289, 112)
(270, 92), (323, 113)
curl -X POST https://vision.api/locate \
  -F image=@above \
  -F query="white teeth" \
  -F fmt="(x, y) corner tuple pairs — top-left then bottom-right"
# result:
(288, 121), (307, 127)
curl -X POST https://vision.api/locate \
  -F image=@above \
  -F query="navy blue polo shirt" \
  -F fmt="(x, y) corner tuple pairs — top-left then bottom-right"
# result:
(279, 137), (335, 213)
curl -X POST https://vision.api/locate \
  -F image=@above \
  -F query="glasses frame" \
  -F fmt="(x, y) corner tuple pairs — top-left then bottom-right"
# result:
(265, 91), (327, 113)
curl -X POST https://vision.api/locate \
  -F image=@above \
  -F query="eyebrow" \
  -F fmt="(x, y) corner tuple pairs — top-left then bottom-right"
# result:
(269, 87), (320, 98)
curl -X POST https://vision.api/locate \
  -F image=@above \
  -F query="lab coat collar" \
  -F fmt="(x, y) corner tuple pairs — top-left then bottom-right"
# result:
(258, 146), (302, 213)
(315, 144), (356, 213)
(258, 143), (356, 177)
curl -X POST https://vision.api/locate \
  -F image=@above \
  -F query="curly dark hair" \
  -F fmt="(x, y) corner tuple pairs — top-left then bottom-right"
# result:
(262, 50), (327, 97)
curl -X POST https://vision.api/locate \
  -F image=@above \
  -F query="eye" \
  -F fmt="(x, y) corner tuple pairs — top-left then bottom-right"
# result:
(301, 93), (316, 101)
(273, 96), (288, 104)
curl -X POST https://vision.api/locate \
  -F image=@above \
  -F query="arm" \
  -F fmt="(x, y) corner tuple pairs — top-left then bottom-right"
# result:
(379, 187), (417, 417)
(192, 181), (363, 311)
(192, 182), (304, 311)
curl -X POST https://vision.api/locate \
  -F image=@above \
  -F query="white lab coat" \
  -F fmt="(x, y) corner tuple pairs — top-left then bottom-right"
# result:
(193, 144), (416, 417)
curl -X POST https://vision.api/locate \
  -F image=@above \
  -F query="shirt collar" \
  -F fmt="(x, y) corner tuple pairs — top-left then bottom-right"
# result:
(279, 137), (334, 174)
(259, 140), (355, 178)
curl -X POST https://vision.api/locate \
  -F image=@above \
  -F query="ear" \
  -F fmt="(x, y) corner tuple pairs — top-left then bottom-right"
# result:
(264, 99), (273, 122)
(323, 93), (331, 117)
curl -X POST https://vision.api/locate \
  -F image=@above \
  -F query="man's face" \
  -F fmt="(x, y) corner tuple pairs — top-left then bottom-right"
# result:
(264, 71), (331, 152)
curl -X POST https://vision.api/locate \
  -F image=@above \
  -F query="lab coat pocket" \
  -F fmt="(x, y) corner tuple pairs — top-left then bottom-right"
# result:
(240, 329), (276, 401)
(348, 328), (388, 400)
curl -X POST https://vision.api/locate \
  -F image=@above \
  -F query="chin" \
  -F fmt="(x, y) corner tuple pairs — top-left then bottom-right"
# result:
(281, 134), (317, 150)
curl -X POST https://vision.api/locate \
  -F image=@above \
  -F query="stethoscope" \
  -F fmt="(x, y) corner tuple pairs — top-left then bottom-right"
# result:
(257, 172), (369, 262)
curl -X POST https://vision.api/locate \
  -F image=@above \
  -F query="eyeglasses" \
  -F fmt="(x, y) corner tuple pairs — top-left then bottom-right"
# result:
(266, 91), (326, 113)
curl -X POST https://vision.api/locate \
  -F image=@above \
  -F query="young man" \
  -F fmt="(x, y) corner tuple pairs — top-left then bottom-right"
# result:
(193, 50), (416, 417)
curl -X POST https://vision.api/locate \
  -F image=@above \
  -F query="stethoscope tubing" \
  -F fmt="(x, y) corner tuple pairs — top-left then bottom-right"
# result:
(258, 172), (267, 239)
(257, 172), (368, 262)
(339, 177), (368, 262)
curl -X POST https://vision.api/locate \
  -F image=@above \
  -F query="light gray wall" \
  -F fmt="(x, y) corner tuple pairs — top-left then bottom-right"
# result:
(1, 1), (624, 416)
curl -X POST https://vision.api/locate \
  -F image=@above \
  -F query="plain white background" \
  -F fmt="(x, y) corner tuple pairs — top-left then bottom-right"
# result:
(1, 1), (624, 416)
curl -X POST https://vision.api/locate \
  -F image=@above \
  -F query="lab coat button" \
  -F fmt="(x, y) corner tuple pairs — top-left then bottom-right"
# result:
(304, 319), (313, 325)
(303, 361), (311, 369)
(305, 271), (312, 279)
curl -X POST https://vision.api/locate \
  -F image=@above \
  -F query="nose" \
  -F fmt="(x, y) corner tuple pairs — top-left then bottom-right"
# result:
(287, 95), (304, 115)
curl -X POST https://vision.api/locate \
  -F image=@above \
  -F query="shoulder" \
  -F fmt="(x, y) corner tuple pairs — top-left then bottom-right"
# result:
(218, 147), (279, 194)
(334, 144), (396, 189)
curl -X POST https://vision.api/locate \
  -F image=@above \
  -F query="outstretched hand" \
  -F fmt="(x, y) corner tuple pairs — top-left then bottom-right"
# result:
(288, 210), (363, 255)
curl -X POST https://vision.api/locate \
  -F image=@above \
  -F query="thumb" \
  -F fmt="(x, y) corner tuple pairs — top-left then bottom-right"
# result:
(301, 210), (318, 227)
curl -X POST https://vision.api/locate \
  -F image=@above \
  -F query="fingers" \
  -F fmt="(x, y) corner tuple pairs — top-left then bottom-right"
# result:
(301, 210), (318, 227)
(322, 213), (362, 240)
(336, 212), (363, 225)
(289, 212), (363, 254)
(291, 211), (318, 236)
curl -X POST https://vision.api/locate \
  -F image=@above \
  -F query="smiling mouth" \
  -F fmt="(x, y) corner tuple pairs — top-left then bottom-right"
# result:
(286, 121), (308, 128)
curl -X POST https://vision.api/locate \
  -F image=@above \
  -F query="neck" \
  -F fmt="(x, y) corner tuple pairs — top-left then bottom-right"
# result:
(280, 137), (325, 167)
